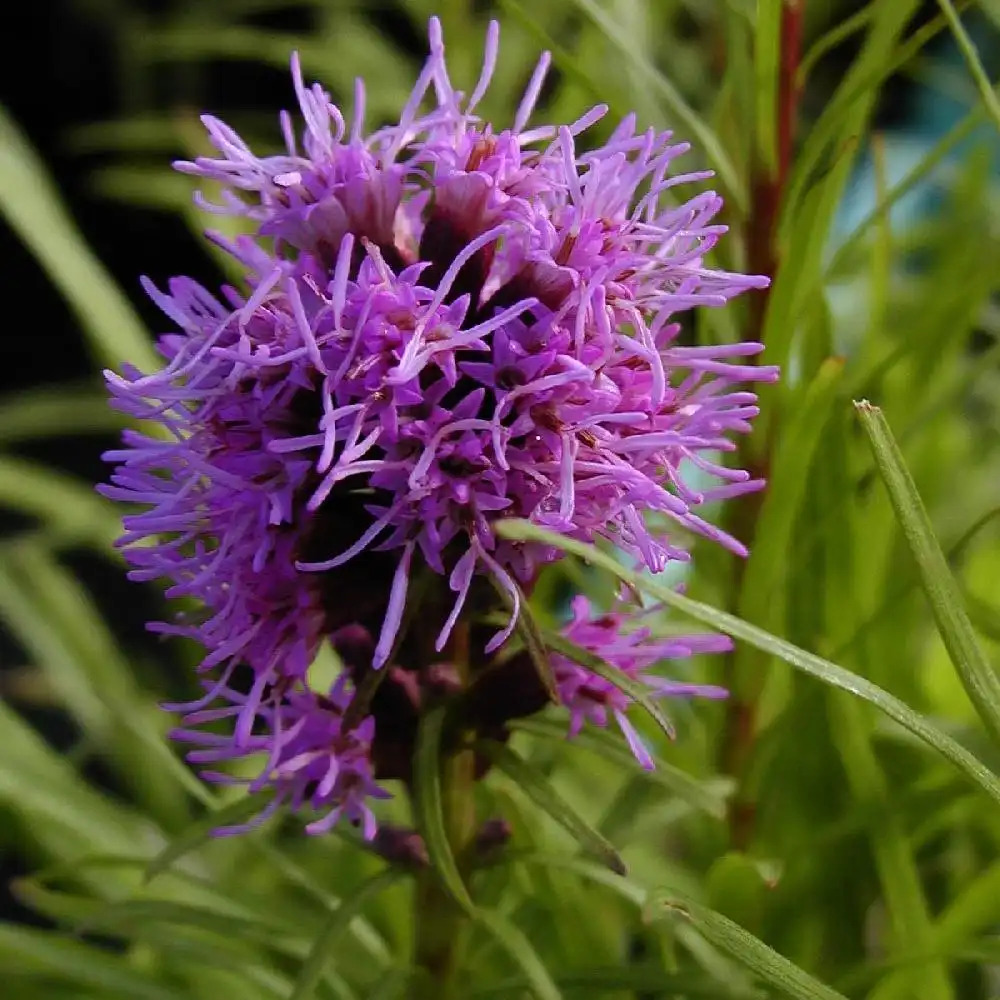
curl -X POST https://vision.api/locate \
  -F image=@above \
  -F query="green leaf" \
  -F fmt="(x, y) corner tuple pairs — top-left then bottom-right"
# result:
(145, 794), (274, 883)
(0, 383), (124, 444)
(0, 699), (152, 865)
(477, 739), (626, 875)
(564, 0), (742, 203)
(753, 0), (783, 176)
(705, 853), (772, 933)
(797, 3), (874, 84)
(497, 852), (649, 909)
(511, 581), (560, 703)
(0, 459), (120, 552)
(0, 105), (157, 371)
(495, 521), (1000, 807)
(0, 925), (188, 1000)
(412, 705), (474, 912)
(646, 890), (849, 1000)
(0, 542), (209, 811)
(828, 694), (953, 1000)
(737, 357), (846, 642)
(471, 966), (753, 998)
(472, 907), (563, 1000)
(289, 870), (401, 1000)
(510, 716), (733, 819)
(855, 401), (1000, 745)
(934, 0), (1000, 133)
(543, 629), (676, 741)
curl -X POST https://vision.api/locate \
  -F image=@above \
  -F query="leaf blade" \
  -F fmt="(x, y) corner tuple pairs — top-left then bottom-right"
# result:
(289, 870), (401, 1000)
(472, 908), (563, 1000)
(855, 401), (1000, 745)
(495, 520), (1000, 806)
(477, 739), (626, 875)
(646, 890), (849, 1000)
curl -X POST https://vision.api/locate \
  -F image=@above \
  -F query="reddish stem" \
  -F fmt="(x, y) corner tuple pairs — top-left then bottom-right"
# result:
(722, 0), (805, 850)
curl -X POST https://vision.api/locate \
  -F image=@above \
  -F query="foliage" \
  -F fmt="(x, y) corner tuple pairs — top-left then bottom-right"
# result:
(2, 1), (1000, 998)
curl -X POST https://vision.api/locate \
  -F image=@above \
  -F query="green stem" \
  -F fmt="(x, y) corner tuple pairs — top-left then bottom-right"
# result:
(412, 747), (477, 998)
(411, 624), (477, 999)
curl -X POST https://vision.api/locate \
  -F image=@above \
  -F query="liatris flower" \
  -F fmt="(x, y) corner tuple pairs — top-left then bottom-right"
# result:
(103, 17), (776, 837)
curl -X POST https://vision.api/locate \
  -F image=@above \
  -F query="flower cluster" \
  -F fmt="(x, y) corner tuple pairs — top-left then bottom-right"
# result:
(103, 18), (776, 837)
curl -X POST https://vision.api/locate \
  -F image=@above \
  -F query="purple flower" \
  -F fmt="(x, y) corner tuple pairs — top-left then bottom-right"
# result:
(554, 596), (729, 768)
(103, 17), (776, 835)
(172, 674), (388, 837)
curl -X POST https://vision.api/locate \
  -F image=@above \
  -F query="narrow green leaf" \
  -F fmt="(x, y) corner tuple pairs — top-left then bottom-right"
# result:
(543, 629), (676, 741)
(495, 852), (649, 909)
(0, 925), (188, 1000)
(0, 543), (210, 810)
(856, 401), (1000, 745)
(0, 698), (152, 863)
(829, 695), (953, 1000)
(565, 0), (742, 203)
(512, 581), (560, 703)
(646, 890), (849, 1000)
(753, 0), (783, 176)
(412, 706), (474, 913)
(495, 521), (1000, 806)
(488, 577), (560, 703)
(705, 853), (771, 933)
(0, 384), (123, 444)
(826, 101), (985, 279)
(145, 795), (274, 883)
(366, 969), (412, 1000)
(471, 966), (752, 999)
(0, 106), (157, 371)
(0, 459), (120, 552)
(797, 2), (874, 83)
(737, 357), (845, 637)
(510, 716), (733, 819)
(477, 739), (626, 875)
(935, 0), (1000, 133)
(473, 908), (563, 1000)
(289, 870), (401, 1000)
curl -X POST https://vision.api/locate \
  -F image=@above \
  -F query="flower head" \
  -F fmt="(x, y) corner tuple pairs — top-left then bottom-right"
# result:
(103, 17), (775, 835)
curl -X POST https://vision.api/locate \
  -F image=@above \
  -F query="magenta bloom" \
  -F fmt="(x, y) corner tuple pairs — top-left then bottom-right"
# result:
(103, 18), (775, 836)
(554, 596), (729, 767)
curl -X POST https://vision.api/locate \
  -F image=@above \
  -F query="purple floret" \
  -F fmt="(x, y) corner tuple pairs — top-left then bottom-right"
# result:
(554, 596), (729, 768)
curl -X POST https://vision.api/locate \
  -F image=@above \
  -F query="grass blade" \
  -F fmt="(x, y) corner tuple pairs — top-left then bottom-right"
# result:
(855, 401), (1000, 745)
(754, 0), (783, 176)
(0, 105), (157, 371)
(495, 521), (1000, 806)
(510, 716), (732, 819)
(0, 925), (189, 1000)
(934, 0), (1000, 133)
(565, 0), (742, 202)
(473, 908), (563, 1000)
(477, 739), (626, 875)
(144, 795), (273, 883)
(289, 870), (401, 1000)
(646, 890), (849, 1000)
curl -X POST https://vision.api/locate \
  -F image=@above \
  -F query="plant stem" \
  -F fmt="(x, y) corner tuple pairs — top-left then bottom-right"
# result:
(411, 626), (477, 999)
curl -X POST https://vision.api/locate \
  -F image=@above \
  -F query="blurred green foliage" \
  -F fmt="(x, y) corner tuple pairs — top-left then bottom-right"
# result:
(2, 1), (1000, 998)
